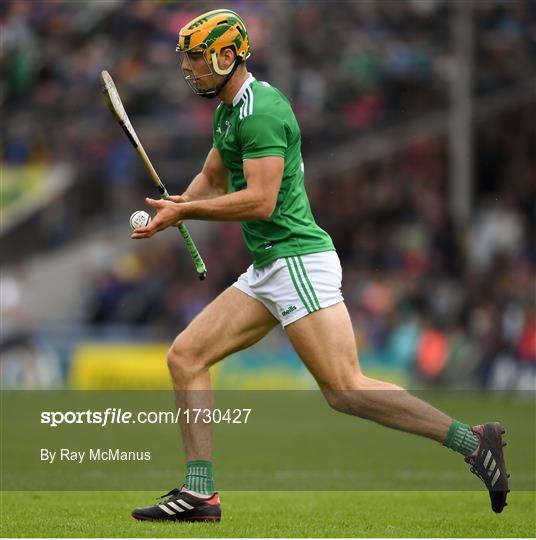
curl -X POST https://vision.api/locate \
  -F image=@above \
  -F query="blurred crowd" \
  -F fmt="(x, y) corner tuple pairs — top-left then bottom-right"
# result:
(3, 0), (534, 167)
(2, 0), (535, 389)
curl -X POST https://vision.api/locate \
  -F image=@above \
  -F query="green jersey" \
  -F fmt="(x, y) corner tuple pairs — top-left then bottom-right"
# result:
(212, 75), (334, 268)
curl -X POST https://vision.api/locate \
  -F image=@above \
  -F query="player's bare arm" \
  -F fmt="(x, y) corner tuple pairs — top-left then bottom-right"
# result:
(181, 156), (283, 220)
(181, 147), (229, 202)
(131, 156), (283, 237)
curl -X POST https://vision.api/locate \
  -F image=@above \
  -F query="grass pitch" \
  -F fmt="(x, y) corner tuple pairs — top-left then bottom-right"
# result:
(2, 391), (534, 536)
(1, 490), (535, 537)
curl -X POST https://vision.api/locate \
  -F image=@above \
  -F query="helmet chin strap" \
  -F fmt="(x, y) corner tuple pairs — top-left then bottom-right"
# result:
(199, 53), (242, 99)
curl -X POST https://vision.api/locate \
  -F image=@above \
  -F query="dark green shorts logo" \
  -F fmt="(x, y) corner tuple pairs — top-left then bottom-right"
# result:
(281, 305), (297, 317)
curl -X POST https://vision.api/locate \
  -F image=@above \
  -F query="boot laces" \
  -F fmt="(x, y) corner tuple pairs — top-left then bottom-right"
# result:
(157, 488), (180, 501)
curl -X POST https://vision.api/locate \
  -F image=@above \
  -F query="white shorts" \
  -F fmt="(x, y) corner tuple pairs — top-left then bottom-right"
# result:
(232, 251), (344, 327)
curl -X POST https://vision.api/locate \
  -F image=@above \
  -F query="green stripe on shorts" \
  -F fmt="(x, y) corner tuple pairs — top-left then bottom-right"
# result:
(290, 257), (318, 313)
(285, 257), (312, 313)
(297, 255), (321, 310)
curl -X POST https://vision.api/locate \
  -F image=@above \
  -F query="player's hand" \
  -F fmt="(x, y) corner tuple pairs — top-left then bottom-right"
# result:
(131, 197), (186, 239)
(167, 195), (187, 226)
(167, 195), (188, 204)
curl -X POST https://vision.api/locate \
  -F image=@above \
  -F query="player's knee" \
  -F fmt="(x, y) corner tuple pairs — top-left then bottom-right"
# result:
(323, 376), (374, 417)
(324, 389), (362, 415)
(166, 346), (189, 382)
(325, 391), (372, 418)
(166, 334), (204, 382)
(324, 390), (352, 414)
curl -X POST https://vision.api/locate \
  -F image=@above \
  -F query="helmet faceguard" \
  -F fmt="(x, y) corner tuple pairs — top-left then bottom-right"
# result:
(176, 9), (250, 98)
(177, 48), (241, 99)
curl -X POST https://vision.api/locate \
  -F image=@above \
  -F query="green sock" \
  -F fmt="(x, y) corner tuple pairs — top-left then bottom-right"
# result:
(185, 460), (214, 496)
(443, 419), (479, 456)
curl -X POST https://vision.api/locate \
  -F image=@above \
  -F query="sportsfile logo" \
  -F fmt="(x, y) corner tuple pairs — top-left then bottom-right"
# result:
(281, 305), (297, 317)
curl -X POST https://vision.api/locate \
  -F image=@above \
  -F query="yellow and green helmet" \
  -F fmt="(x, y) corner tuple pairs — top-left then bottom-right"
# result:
(176, 8), (251, 76)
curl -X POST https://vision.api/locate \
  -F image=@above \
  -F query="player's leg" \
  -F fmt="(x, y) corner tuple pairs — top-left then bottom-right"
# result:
(132, 286), (278, 522)
(167, 285), (278, 461)
(274, 251), (452, 439)
(286, 300), (509, 512)
(286, 301), (453, 440)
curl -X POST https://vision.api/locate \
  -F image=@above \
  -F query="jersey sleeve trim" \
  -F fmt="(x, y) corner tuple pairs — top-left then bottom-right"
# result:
(242, 148), (286, 159)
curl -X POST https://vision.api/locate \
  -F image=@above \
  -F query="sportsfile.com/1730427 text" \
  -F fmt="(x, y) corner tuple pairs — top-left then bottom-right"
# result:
(40, 408), (252, 427)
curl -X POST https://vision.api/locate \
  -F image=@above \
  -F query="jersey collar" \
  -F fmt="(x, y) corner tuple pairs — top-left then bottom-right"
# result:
(232, 74), (255, 107)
